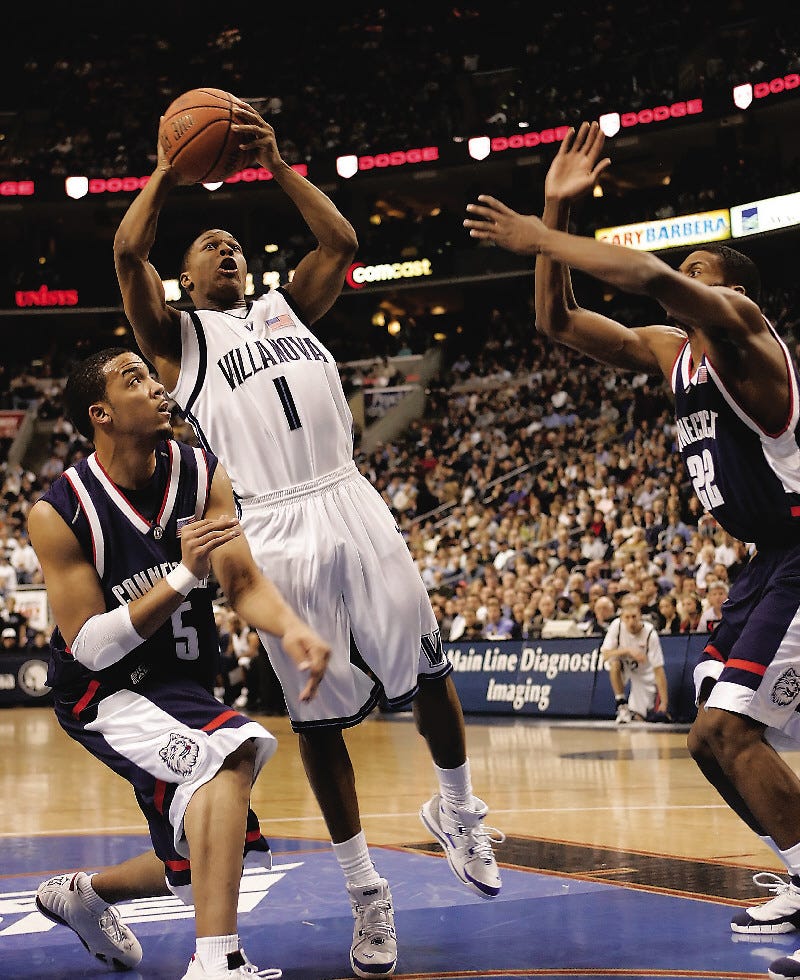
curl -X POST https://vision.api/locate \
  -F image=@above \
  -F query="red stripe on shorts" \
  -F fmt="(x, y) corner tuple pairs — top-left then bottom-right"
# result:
(726, 658), (767, 676)
(202, 710), (237, 733)
(703, 644), (725, 663)
(154, 779), (166, 815)
(71, 680), (100, 717)
(165, 857), (191, 871)
(246, 828), (262, 843)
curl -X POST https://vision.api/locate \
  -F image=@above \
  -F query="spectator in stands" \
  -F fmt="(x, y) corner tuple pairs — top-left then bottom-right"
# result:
(1, 626), (19, 652)
(0, 552), (18, 599)
(27, 628), (49, 653)
(698, 581), (729, 632)
(481, 596), (516, 640)
(582, 594), (617, 634)
(458, 607), (485, 642)
(599, 594), (669, 724)
(656, 594), (682, 635)
(1, 594), (28, 646)
(678, 594), (703, 633)
(694, 541), (719, 595)
(9, 531), (41, 584)
(638, 575), (662, 627)
(527, 592), (561, 638)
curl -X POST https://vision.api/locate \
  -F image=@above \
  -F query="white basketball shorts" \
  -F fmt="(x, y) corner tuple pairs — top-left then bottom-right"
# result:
(239, 462), (449, 729)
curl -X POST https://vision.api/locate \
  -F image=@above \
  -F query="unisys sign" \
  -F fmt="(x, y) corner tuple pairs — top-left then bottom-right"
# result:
(15, 285), (78, 308)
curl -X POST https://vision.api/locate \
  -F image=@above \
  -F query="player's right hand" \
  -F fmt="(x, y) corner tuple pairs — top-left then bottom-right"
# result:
(544, 121), (611, 204)
(281, 622), (331, 702)
(179, 515), (242, 580)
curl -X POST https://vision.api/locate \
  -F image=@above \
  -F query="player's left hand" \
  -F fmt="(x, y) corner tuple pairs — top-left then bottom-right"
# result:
(281, 623), (331, 702)
(231, 101), (284, 173)
(464, 196), (545, 255)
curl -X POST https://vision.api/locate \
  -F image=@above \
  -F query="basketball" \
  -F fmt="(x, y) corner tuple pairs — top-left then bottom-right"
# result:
(158, 87), (249, 184)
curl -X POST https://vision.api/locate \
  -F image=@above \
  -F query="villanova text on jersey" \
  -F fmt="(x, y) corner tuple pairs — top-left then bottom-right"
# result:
(217, 334), (331, 392)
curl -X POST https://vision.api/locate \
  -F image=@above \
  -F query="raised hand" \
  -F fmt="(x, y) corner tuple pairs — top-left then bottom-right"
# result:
(545, 121), (611, 204)
(464, 196), (547, 255)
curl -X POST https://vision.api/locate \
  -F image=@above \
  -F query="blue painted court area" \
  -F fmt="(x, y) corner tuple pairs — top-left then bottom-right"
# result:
(0, 833), (788, 979)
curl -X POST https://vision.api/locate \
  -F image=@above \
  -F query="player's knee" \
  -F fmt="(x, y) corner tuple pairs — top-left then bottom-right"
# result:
(224, 738), (257, 777)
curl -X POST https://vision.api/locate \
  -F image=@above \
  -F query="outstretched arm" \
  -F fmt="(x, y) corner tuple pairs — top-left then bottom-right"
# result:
(233, 104), (358, 324)
(465, 192), (761, 368)
(467, 124), (683, 376)
(534, 123), (665, 371)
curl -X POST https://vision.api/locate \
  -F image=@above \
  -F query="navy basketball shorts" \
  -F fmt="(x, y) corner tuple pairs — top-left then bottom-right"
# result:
(698, 539), (800, 740)
(239, 461), (452, 730)
(54, 677), (277, 900)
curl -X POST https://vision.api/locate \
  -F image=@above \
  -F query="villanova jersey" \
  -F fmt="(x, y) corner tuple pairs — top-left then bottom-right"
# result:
(170, 288), (354, 499)
(41, 439), (220, 695)
(671, 327), (800, 545)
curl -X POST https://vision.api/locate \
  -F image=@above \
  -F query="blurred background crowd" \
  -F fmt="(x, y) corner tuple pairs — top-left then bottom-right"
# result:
(1, 3), (799, 713)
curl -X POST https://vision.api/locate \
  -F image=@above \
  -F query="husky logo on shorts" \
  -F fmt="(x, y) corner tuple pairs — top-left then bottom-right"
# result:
(159, 733), (200, 776)
(771, 667), (800, 707)
(420, 629), (445, 667)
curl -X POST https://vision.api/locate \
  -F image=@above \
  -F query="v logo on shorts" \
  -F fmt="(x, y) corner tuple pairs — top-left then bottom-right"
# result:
(421, 629), (445, 667)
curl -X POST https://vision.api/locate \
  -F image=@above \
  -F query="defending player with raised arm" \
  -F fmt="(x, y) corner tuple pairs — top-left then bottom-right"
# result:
(31, 348), (329, 980)
(466, 124), (800, 980)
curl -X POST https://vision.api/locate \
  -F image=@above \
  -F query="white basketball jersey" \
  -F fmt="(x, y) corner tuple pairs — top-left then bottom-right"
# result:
(169, 290), (354, 499)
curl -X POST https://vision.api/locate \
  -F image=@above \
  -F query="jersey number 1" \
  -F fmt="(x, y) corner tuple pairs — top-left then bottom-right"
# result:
(274, 376), (302, 430)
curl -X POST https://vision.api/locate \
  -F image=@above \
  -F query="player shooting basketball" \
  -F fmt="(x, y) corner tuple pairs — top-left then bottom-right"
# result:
(113, 101), (503, 979)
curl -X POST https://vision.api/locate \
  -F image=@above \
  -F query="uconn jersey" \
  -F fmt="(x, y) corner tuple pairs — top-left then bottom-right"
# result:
(171, 289), (354, 498)
(42, 440), (220, 696)
(672, 328), (800, 545)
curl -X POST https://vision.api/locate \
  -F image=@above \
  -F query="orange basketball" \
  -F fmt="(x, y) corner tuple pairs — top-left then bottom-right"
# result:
(158, 87), (249, 184)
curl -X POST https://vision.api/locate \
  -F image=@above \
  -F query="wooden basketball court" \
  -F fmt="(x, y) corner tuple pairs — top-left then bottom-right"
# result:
(0, 705), (794, 978)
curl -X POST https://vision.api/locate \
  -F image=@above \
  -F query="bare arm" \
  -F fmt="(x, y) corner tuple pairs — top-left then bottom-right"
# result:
(113, 147), (186, 388)
(532, 124), (676, 374)
(233, 104), (358, 324)
(204, 465), (330, 702)
(27, 499), (240, 648)
(466, 197), (762, 347)
(654, 664), (669, 712)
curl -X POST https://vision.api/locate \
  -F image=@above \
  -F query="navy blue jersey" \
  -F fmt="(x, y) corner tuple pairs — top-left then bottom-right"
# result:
(40, 439), (221, 698)
(671, 327), (800, 546)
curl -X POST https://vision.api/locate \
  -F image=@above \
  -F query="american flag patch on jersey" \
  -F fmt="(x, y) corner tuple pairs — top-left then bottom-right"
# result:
(266, 314), (294, 331)
(176, 516), (196, 537)
(696, 365), (708, 384)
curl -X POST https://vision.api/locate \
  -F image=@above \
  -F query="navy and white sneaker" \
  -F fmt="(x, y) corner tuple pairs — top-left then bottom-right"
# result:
(769, 949), (800, 979)
(347, 878), (397, 978)
(731, 872), (800, 933)
(36, 871), (142, 970)
(419, 794), (504, 899)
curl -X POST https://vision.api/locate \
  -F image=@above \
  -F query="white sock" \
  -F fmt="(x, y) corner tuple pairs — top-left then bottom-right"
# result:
(778, 840), (800, 878)
(332, 831), (380, 886)
(79, 873), (109, 914)
(759, 835), (786, 862)
(196, 935), (239, 972)
(435, 759), (472, 808)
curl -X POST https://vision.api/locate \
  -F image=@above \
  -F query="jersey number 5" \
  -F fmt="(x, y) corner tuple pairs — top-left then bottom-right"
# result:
(686, 449), (724, 511)
(172, 602), (200, 661)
